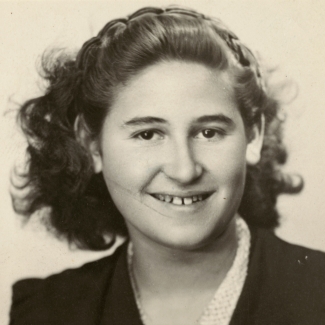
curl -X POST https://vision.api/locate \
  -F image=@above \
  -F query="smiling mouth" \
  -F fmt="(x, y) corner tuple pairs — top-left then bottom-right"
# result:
(150, 193), (212, 206)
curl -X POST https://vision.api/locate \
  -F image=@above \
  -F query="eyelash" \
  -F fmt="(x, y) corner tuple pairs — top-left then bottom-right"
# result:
(133, 130), (164, 141)
(132, 128), (226, 141)
(195, 128), (227, 141)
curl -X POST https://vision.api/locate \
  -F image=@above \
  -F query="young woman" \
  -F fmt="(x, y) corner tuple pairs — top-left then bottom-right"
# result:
(10, 6), (325, 325)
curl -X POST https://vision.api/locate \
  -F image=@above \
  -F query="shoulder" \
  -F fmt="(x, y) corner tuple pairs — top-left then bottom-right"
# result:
(10, 243), (126, 325)
(253, 227), (325, 278)
(248, 228), (325, 322)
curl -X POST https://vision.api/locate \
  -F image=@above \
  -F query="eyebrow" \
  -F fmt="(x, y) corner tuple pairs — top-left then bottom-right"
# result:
(195, 114), (235, 126)
(122, 116), (167, 127)
(122, 114), (234, 127)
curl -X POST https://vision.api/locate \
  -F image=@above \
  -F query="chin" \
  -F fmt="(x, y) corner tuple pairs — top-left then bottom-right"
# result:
(149, 218), (234, 251)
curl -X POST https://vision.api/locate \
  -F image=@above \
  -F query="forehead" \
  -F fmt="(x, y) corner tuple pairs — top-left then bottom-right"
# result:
(109, 61), (239, 123)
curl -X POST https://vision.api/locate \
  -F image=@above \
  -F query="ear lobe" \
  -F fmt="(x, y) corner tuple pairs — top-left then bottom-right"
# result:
(89, 141), (103, 173)
(246, 114), (265, 166)
(74, 115), (103, 173)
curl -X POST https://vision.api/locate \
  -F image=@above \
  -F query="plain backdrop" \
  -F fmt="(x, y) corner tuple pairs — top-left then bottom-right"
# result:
(1, 0), (325, 323)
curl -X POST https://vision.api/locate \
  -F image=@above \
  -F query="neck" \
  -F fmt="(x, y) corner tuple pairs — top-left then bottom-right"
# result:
(128, 217), (238, 297)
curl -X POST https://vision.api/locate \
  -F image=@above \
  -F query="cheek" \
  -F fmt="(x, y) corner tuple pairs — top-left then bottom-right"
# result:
(199, 137), (247, 185)
(222, 144), (247, 181)
(100, 138), (156, 196)
(204, 139), (247, 217)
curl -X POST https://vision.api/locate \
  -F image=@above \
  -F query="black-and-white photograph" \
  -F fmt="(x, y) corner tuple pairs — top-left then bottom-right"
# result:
(1, 1), (325, 324)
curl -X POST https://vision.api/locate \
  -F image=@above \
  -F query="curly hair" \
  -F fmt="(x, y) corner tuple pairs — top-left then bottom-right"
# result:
(11, 6), (303, 250)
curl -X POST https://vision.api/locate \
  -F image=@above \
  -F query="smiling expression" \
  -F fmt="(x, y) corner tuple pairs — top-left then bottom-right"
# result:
(91, 61), (262, 250)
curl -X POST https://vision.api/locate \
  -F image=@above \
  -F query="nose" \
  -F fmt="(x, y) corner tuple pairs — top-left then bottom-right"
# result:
(162, 139), (203, 184)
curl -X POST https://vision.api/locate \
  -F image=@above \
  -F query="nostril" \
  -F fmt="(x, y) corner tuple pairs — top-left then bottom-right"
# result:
(163, 161), (203, 184)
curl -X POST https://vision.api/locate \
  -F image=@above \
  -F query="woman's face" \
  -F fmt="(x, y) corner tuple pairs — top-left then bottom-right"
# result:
(91, 61), (262, 250)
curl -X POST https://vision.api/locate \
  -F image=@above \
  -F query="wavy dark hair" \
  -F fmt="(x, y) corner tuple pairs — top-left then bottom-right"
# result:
(11, 6), (303, 250)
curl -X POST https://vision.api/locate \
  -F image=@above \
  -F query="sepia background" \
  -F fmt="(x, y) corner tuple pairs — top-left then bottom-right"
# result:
(1, 0), (325, 323)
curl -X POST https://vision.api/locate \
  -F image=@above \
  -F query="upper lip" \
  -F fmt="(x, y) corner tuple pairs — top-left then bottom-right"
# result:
(149, 191), (215, 197)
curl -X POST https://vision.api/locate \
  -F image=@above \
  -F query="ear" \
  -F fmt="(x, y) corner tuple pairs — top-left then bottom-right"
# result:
(246, 114), (265, 166)
(74, 115), (103, 173)
(88, 141), (103, 173)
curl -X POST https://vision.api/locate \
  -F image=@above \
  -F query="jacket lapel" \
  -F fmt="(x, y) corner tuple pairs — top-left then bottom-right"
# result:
(100, 243), (143, 325)
(229, 227), (261, 325)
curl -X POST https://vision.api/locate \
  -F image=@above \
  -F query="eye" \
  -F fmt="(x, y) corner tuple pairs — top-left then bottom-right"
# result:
(195, 128), (225, 140)
(202, 129), (217, 139)
(135, 130), (164, 141)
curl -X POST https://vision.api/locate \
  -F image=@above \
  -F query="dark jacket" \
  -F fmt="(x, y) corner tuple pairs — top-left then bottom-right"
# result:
(10, 227), (325, 325)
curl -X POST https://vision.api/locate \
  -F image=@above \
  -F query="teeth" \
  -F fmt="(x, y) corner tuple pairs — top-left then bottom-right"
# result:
(183, 197), (193, 205)
(173, 197), (183, 205)
(153, 194), (207, 205)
